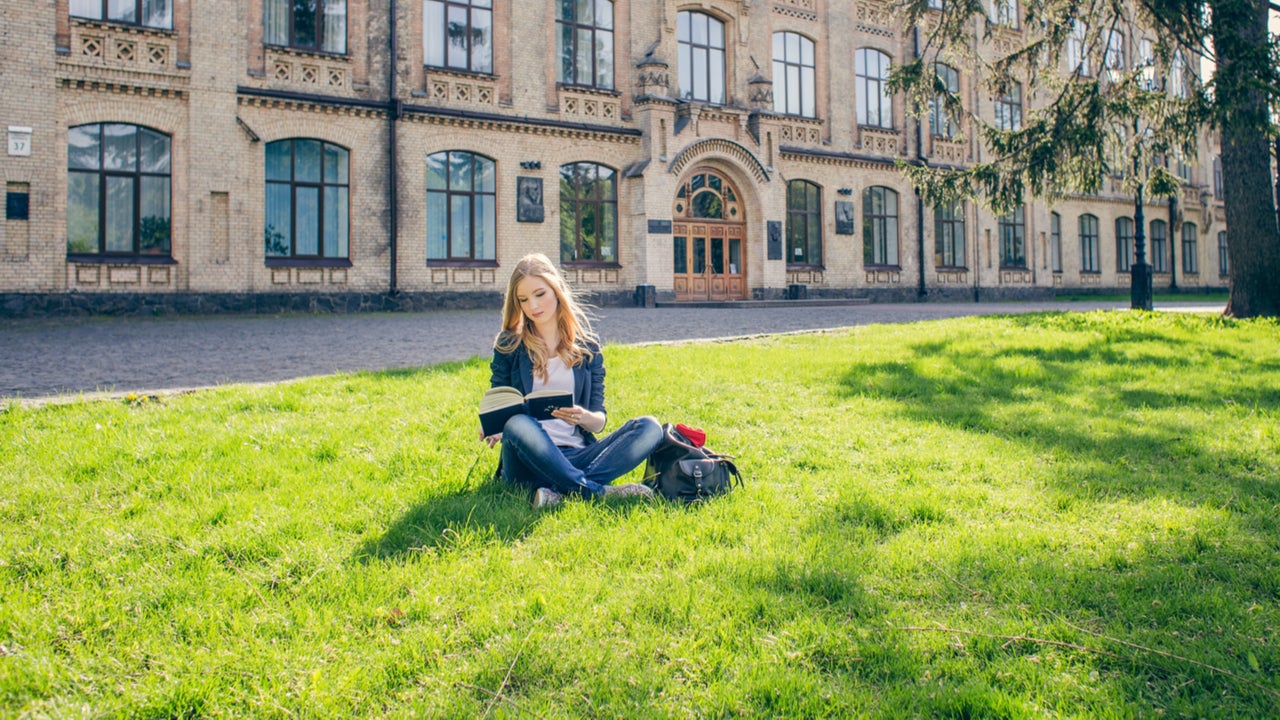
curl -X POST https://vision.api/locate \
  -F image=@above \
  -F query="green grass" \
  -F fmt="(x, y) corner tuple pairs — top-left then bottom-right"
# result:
(2, 311), (1279, 718)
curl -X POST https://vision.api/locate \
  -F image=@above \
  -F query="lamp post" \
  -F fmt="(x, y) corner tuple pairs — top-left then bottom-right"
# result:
(1131, 123), (1154, 310)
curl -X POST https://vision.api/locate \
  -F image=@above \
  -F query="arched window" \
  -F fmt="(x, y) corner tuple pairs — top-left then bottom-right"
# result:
(930, 64), (960, 138)
(992, 0), (1017, 28)
(934, 201), (964, 268)
(1182, 222), (1198, 274)
(999, 207), (1026, 268)
(995, 82), (1022, 131)
(1150, 219), (1168, 273)
(427, 151), (495, 261)
(557, 0), (613, 89)
(773, 32), (815, 118)
(786, 180), (822, 265)
(71, 0), (172, 28)
(424, 0), (493, 73)
(1115, 217), (1134, 272)
(66, 123), (171, 257)
(856, 49), (893, 129)
(264, 139), (349, 259)
(675, 171), (741, 220)
(560, 162), (617, 263)
(863, 186), (899, 267)
(1050, 211), (1062, 272)
(1218, 231), (1229, 276)
(1079, 214), (1100, 272)
(264, 0), (347, 54)
(678, 11), (726, 104)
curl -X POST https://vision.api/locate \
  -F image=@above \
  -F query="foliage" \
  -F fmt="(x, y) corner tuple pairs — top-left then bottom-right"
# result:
(2, 313), (1279, 717)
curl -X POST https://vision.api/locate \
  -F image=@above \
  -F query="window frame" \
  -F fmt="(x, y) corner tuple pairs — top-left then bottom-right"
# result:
(1182, 222), (1198, 274)
(677, 11), (727, 105)
(994, 81), (1022, 132)
(1050, 211), (1062, 273)
(1218, 231), (1229, 276)
(863, 185), (900, 267)
(264, 138), (351, 262)
(423, 0), (494, 74)
(264, 0), (348, 55)
(1150, 219), (1169, 273)
(934, 201), (965, 269)
(785, 179), (823, 267)
(426, 150), (497, 263)
(1067, 22), (1090, 76)
(999, 207), (1026, 269)
(66, 123), (172, 260)
(772, 31), (816, 118)
(856, 48), (893, 130)
(1115, 216), (1134, 272)
(1079, 213), (1100, 272)
(559, 162), (619, 265)
(930, 63), (960, 139)
(557, 0), (615, 90)
(992, 0), (1018, 28)
(70, 0), (173, 29)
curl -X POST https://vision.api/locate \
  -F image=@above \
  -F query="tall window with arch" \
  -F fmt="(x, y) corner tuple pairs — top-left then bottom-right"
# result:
(423, 0), (493, 73)
(863, 186), (900, 267)
(999, 207), (1026, 268)
(934, 201), (965, 268)
(264, 139), (349, 259)
(856, 49), (893, 130)
(1182, 222), (1198, 274)
(1079, 214), (1100, 272)
(786, 180), (822, 265)
(264, 0), (347, 54)
(772, 32), (815, 118)
(678, 11), (726, 104)
(557, 0), (613, 89)
(994, 82), (1022, 131)
(930, 64), (960, 139)
(427, 150), (495, 262)
(1218, 231), (1229, 276)
(992, 0), (1017, 28)
(559, 162), (617, 263)
(1150, 219), (1168, 273)
(66, 123), (171, 257)
(1115, 216), (1134, 272)
(1050, 211), (1062, 272)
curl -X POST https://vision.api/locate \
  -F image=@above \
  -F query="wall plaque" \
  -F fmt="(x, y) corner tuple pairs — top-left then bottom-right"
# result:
(647, 219), (672, 234)
(767, 221), (782, 260)
(516, 177), (543, 223)
(835, 201), (855, 235)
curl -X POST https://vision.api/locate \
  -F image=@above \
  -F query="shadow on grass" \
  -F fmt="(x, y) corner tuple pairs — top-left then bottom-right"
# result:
(837, 313), (1280, 514)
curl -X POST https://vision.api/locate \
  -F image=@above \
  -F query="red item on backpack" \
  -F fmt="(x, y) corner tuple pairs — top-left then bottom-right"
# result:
(675, 423), (706, 448)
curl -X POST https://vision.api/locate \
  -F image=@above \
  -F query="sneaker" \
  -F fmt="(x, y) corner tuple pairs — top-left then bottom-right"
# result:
(603, 483), (655, 499)
(532, 487), (562, 509)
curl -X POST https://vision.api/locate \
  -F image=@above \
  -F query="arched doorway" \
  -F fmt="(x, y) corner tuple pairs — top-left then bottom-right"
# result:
(672, 168), (747, 301)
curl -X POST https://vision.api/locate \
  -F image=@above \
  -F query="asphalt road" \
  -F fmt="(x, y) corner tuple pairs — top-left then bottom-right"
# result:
(0, 300), (1223, 401)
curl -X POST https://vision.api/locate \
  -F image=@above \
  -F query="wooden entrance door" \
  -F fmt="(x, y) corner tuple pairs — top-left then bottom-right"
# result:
(672, 169), (747, 301)
(673, 222), (745, 301)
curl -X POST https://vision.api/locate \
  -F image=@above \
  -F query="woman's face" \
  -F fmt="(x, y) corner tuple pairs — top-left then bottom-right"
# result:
(515, 275), (559, 332)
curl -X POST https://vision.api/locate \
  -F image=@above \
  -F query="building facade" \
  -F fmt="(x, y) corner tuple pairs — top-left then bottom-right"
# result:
(0, 0), (1229, 313)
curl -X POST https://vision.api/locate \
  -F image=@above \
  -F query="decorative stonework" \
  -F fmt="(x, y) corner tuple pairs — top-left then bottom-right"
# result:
(855, 1), (895, 32)
(787, 269), (825, 285)
(865, 269), (901, 284)
(265, 48), (349, 90)
(935, 270), (968, 284)
(859, 127), (899, 156)
(779, 117), (823, 145)
(773, 0), (818, 21)
(61, 19), (186, 91)
(931, 139), (967, 164)
(237, 94), (386, 119)
(1001, 269), (1033, 284)
(427, 70), (497, 107)
(559, 87), (620, 121)
(635, 60), (670, 96)
(1080, 273), (1101, 285)
(563, 268), (620, 284)
(669, 138), (771, 183)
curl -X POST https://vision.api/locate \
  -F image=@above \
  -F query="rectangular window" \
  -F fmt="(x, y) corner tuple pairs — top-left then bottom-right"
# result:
(1079, 215), (1099, 272)
(1000, 207), (1026, 268)
(1050, 212), (1062, 273)
(1182, 223), (1198, 274)
(265, 0), (347, 54)
(72, 0), (173, 29)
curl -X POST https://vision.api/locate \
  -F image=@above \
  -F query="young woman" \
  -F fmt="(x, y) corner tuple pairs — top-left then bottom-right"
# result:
(484, 253), (663, 508)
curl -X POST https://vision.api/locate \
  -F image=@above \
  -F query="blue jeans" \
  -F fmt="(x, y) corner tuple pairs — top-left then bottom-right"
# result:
(499, 414), (664, 497)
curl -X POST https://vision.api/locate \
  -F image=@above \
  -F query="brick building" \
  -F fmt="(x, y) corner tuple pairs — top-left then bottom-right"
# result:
(0, 0), (1228, 314)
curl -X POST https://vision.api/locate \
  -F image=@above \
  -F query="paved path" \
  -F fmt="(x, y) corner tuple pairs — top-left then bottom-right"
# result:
(0, 300), (1224, 401)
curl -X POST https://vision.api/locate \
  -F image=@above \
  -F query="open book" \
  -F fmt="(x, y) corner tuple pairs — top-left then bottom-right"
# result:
(479, 386), (574, 436)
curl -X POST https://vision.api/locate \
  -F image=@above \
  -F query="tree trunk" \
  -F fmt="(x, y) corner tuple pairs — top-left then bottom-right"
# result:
(1213, 0), (1280, 318)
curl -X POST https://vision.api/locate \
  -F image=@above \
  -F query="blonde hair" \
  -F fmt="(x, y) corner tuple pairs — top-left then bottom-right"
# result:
(495, 253), (598, 381)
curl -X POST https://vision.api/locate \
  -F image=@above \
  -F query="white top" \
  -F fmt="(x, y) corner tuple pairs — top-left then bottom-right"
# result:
(531, 356), (584, 448)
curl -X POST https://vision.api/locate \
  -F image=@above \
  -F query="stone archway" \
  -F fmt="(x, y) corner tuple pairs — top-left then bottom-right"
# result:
(672, 168), (747, 301)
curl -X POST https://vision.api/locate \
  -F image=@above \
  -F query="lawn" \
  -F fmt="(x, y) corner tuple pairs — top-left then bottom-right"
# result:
(2, 311), (1278, 718)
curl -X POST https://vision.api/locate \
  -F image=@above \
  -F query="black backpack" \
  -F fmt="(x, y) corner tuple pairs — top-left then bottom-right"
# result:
(643, 423), (743, 502)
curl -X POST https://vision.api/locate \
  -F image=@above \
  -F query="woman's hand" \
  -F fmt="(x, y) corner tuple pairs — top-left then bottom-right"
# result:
(552, 405), (605, 434)
(480, 429), (502, 448)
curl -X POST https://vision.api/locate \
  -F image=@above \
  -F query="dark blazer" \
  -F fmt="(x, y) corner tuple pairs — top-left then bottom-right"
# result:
(489, 335), (606, 444)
